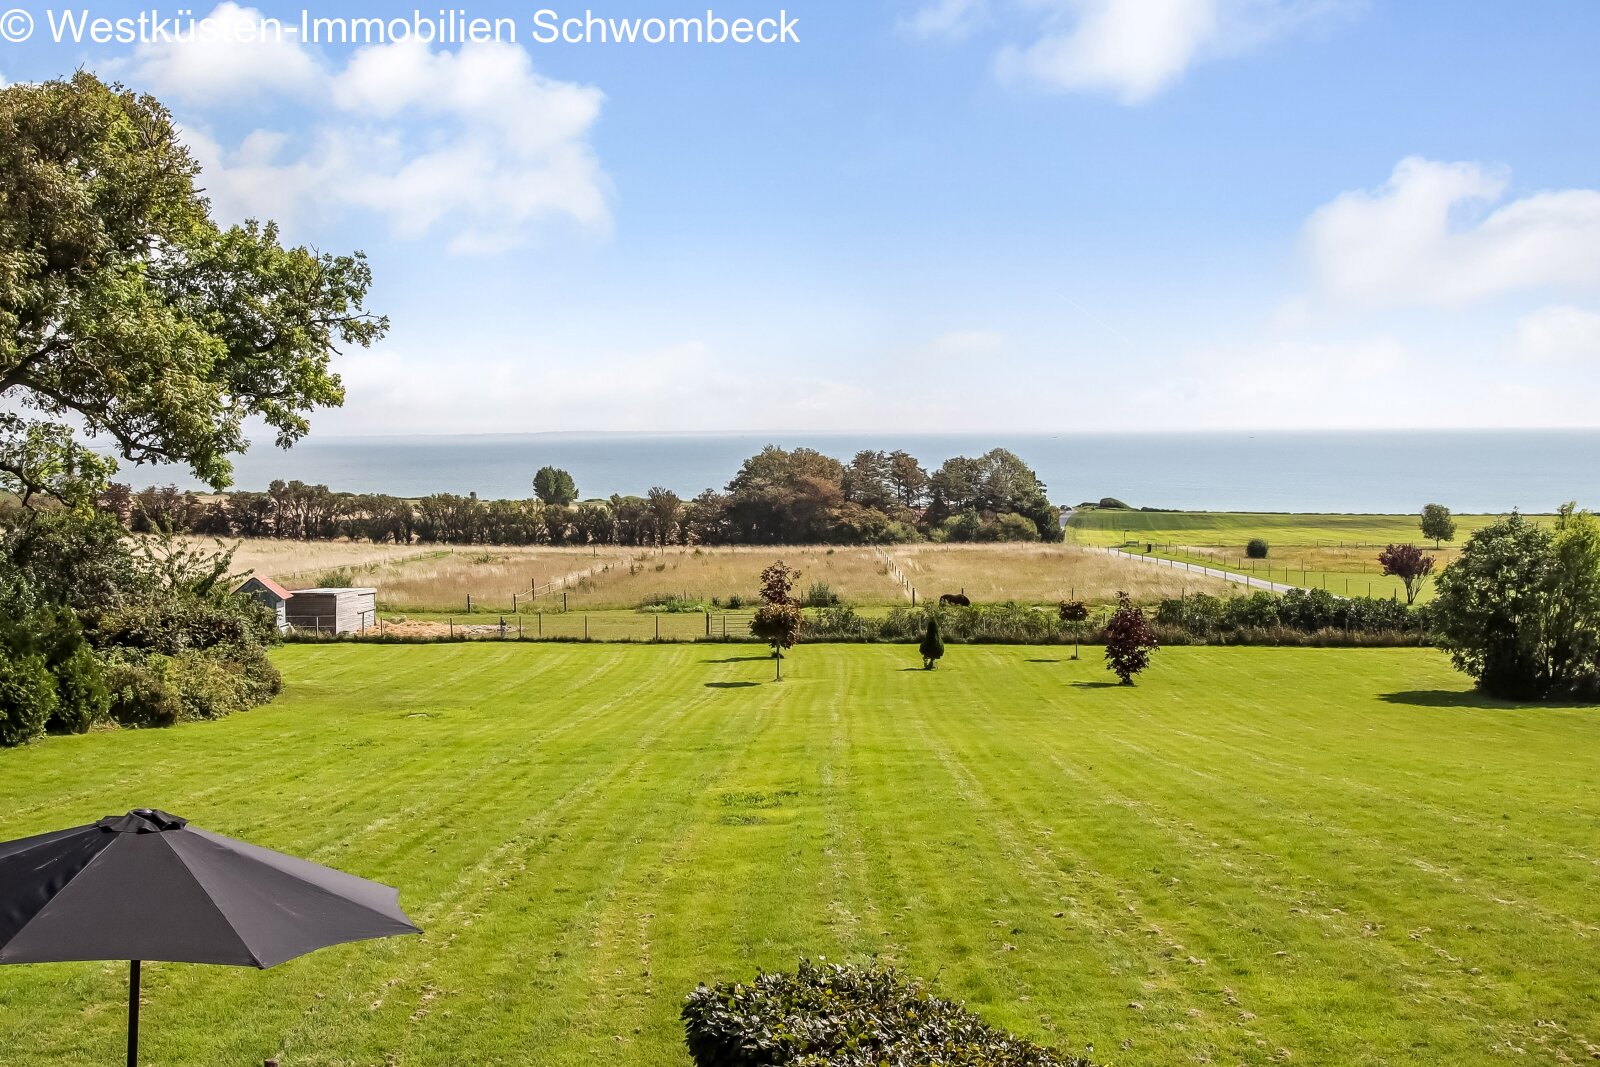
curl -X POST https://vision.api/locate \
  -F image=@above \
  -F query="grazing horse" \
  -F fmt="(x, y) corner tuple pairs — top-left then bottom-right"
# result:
(938, 590), (971, 607)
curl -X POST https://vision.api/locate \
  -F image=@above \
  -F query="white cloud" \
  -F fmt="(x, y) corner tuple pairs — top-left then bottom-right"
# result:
(1305, 157), (1600, 307)
(902, 0), (988, 40)
(1512, 306), (1600, 364)
(994, 0), (1350, 103)
(131, 4), (608, 252)
(129, 2), (323, 100)
(322, 342), (912, 434)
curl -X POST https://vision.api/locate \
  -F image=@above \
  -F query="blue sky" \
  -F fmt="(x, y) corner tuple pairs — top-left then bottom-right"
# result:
(4, 1), (1600, 435)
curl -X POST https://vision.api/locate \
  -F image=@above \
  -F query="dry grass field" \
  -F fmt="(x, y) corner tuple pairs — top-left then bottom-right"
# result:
(562, 545), (900, 610)
(212, 538), (1235, 612)
(886, 542), (1234, 604)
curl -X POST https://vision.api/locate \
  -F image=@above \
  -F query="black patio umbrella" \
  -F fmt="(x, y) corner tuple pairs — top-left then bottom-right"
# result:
(0, 809), (420, 1066)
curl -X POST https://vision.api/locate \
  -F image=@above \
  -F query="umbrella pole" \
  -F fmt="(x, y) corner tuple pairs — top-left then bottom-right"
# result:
(127, 960), (140, 1067)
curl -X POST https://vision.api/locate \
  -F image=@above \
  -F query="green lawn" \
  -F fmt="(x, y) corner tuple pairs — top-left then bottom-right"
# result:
(1065, 509), (1528, 548)
(1, 645), (1597, 1066)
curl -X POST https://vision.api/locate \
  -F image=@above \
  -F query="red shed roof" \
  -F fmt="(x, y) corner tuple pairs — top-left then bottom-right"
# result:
(238, 575), (294, 600)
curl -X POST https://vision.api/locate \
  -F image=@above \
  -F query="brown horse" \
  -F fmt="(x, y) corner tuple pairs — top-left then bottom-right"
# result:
(938, 591), (971, 607)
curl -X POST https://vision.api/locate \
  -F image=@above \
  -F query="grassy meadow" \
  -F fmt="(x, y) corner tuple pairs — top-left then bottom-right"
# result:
(224, 540), (1232, 614)
(1064, 510), (1522, 548)
(0, 645), (1595, 1066)
(1065, 511), (1552, 603)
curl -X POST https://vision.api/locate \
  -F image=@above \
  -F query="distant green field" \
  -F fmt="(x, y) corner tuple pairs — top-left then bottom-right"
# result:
(1, 644), (1596, 1066)
(1065, 509), (1524, 547)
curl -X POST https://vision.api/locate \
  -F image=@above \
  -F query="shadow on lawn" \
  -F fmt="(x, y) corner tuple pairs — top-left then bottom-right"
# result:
(1380, 690), (1593, 711)
(1070, 681), (1122, 690)
(702, 656), (773, 664)
(705, 681), (761, 689)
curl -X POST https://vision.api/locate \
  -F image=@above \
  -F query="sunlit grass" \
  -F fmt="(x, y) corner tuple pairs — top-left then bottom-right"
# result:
(1, 645), (1595, 1066)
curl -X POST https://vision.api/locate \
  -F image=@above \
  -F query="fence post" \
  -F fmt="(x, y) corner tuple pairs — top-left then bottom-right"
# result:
(585, 615), (590, 641)
(449, 617), (454, 638)
(467, 593), (473, 613)
(655, 615), (660, 641)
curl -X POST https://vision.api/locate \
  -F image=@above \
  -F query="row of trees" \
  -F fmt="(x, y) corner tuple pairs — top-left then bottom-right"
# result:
(93, 446), (1064, 547)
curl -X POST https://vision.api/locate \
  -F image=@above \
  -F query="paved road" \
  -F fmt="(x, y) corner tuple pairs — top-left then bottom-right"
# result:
(1095, 546), (1301, 594)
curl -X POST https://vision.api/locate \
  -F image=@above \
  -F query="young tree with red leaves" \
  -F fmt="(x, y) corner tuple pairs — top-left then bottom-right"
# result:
(1378, 543), (1436, 604)
(750, 561), (804, 680)
(1104, 592), (1158, 685)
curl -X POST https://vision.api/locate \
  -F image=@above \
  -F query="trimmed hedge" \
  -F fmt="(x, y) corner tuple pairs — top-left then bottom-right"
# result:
(682, 960), (1094, 1067)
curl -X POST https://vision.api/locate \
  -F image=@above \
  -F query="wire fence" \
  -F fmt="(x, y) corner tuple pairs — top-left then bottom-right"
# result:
(289, 610), (762, 643)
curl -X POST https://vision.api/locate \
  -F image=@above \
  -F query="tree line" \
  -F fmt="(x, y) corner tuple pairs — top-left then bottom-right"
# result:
(92, 445), (1065, 547)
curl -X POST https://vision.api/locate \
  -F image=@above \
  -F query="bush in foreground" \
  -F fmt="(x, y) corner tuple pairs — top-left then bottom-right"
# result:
(682, 960), (1094, 1067)
(1246, 538), (1270, 559)
(919, 616), (945, 669)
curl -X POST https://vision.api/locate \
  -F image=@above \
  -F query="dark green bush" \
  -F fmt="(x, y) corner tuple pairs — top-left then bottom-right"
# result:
(682, 960), (1093, 1067)
(804, 582), (840, 608)
(0, 653), (59, 746)
(48, 644), (110, 734)
(103, 655), (184, 728)
(1246, 538), (1270, 559)
(1154, 590), (1423, 644)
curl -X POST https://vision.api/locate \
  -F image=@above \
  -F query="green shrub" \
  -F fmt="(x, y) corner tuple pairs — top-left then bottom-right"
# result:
(682, 960), (1092, 1067)
(988, 512), (1040, 542)
(0, 653), (59, 746)
(643, 594), (709, 613)
(103, 655), (183, 728)
(48, 644), (110, 734)
(1246, 538), (1270, 559)
(804, 581), (840, 607)
(919, 617), (945, 669)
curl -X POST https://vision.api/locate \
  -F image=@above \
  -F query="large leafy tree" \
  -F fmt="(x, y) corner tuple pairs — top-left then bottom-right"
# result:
(533, 466), (579, 506)
(1420, 504), (1457, 548)
(1, 73), (385, 504)
(1433, 508), (1600, 700)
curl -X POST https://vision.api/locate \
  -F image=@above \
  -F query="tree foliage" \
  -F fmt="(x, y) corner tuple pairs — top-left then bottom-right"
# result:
(1432, 508), (1600, 700)
(1104, 592), (1158, 685)
(750, 560), (804, 679)
(1421, 503), (1457, 548)
(532, 466), (579, 507)
(1378, 543), (1436, 605)
(0, 72), (385, 503)
(0, 510), (281, 743)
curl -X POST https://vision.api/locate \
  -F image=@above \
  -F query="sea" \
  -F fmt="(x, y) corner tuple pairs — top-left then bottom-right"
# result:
(132, 430), (1600, 514)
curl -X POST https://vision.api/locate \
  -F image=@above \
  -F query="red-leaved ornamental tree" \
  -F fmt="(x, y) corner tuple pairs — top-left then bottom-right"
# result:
(1104, 592), (1158, 685)
(750, 561), (804, 680)
(1378, 543), (1436, 605)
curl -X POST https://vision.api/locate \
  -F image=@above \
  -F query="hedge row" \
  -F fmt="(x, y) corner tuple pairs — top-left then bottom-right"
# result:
(682, 960), (1094, 1067)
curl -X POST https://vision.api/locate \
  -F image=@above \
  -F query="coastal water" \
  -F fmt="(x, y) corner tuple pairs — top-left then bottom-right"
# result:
(136, 430), (1600, 514)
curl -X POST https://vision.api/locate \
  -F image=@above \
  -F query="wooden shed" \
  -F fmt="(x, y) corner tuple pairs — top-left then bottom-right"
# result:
(283, 588), (378, 634)
(235, 576), (294, 634)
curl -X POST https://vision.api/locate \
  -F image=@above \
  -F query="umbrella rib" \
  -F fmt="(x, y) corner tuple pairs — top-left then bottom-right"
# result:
(153, 835), (267, 968)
